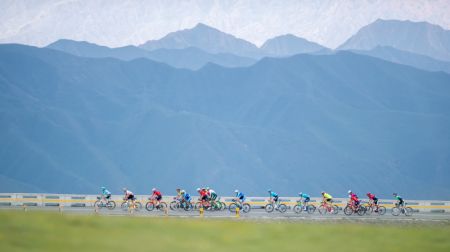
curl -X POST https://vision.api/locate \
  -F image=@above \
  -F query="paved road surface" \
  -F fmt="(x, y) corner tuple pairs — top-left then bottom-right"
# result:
(2, 206), (449, 223)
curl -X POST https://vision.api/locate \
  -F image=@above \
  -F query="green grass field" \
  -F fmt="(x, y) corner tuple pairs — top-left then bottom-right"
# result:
(1, 211), (449, 252)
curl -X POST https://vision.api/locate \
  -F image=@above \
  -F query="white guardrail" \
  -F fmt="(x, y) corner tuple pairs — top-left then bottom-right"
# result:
(0, 193), (449, 213)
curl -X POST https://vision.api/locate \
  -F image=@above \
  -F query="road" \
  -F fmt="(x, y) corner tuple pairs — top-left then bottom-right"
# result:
(2, 206), (450, 223)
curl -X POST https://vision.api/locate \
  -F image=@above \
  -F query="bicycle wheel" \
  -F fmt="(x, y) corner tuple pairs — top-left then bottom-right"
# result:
(391, 207), (400, 216)
(278, 204), (287, 213)
(221, 202), (227, 211)
(293, 205), (303, 214)
(194, 202), (202, 210)
(228, 203), (238, 213)
(242, 203), (251, 213)
(170, 201), (178, 210)
(182, 202), (191, 211)
(307, 205), (316, 214)
(265, 204), (274, 213)
(94, 200), (102, 209)
(377, 206), (386, 215)
(135, 202), (142, 209)
(145, 202), (155, 211)
(344, 206), (353, 216)
(332, 205), (339, 214)
(120, 202), (128, 210)
(405, 207), (413, 216)
(364, 205), (373, 215)
(357, 206), (366, 216)
(158, 202), (167, 211)
(107, 200), (116, 210)
(318, 205), (327, 215)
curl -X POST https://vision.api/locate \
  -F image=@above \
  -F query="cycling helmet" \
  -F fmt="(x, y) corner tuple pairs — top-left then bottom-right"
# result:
(196, 188), (201, 191)
(348, 190), (352, 194)
(298, 192), (302, 196)
(321, 191), (325, 194)
(267, 189), (271, 192)
(393, 192), (397, 196)
(234, 189), (239, 193)
(180, 190), (186, 194)
(152, 188), (156, 192)
(122, 187), (127, 192)
(101, 186), (105, 190)
(206, 187), (210, 190)
(366, 192), (371, 196)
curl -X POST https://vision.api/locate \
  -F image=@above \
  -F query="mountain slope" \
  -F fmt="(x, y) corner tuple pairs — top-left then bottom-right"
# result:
(339, 19), (450, 61)
(349, 46), (450, 74)
(139, 23), (261, 58)
(1, 44), (450, 199)
(47, 39), (256, 70)
(261, 34), (329, 56)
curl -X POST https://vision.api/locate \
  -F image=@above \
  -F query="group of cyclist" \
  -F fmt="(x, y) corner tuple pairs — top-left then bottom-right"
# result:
(99, 186), (405, 211)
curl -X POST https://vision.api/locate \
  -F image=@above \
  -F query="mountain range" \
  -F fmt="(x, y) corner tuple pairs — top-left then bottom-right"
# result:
(339, 19), (450, 62)
(1, 44), (449, 199)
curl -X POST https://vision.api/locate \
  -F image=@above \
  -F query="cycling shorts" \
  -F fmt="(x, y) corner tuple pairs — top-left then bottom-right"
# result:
(201, 195), (208, 201)
(156, 195), (162, 201)
(126, 194), (135, 200)
(304, 197), (310, 203)
(210, 193), (217, 200)
(273, 196), (279, 202)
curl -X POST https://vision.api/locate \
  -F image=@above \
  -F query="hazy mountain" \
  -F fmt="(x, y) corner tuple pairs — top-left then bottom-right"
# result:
(1, 44), (450, 199)
(350, 46), (450, 74)
(47, 39), (256, 70)
(339, 19), (450, 61)
(261, 34), (329, 57)
(139, 23), (261, 58)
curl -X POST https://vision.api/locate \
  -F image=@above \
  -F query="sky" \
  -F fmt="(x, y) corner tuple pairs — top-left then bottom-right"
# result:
(0, 0), (449, 49)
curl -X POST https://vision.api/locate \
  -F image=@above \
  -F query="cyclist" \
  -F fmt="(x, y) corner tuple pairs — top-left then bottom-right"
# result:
(321, 191), (333, 205)
(366, 192), (379, 212)
(207, 187), (218, 202)
(198, 188), (209, 207)
(298, 192), (310, 210)
(393, 193), (404, 207)
(180, 190), (191, 205)
(151, 188), (163, 208)
(101, 186), (111, 200)
(348, 190), (360, 208)
(268, 189), (279, 209)
(234, 189), (245, 208)
(175, 188), (182, 200)
(123, 188), (136, 206)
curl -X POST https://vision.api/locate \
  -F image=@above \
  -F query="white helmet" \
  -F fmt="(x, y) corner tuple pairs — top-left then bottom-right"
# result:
(234, 189), (239, 193)
(152, 188), (156, 192)
(180, 190), (186, 194)
(348, 190), (352, 194)
(122, 187), (127, 192)
(196, 188), (201, 191)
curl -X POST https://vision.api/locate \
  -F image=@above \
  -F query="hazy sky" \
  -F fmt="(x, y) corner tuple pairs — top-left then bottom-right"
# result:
(1, 0), (449, 48)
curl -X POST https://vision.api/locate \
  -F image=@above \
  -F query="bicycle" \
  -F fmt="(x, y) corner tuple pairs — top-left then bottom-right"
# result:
(94, 196), (116, 210)
(293, 200), (316, 214)
(265, 199), (287, 213)
(228, 199), (251, 213)
(343, 201), (366, 216)
(120, 198), (142, 211)
(145, 198), (168, 211)
(318, 200), (338, 215)
(391, 203), (413, 216)
(363, 201), (386, 215)
(170, 198), (193, 211)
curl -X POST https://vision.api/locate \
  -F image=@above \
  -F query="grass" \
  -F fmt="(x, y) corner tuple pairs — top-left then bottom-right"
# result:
(1, 211), (450, 252)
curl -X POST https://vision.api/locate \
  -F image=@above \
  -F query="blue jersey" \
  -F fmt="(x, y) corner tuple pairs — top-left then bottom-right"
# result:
(300, 193), (310, 199)
(270, 192), (278, 198)
(236, 192), (245, 200)
(184, 193), (191, 201)
(102, 188), (111, 196)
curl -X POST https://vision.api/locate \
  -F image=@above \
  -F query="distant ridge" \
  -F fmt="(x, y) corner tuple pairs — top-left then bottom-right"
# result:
(338, 19), (450, 61)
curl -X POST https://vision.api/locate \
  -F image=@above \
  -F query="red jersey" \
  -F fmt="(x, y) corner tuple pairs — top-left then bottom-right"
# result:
(350, 193), (359, 202)
(200, 190), (208, 197)
(367, 193), (376, 200)
(152, 190), (162, 197)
